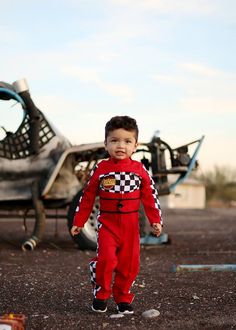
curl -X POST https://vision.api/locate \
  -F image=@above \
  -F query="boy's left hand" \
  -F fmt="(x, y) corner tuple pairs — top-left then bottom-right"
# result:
(152, 223), (162, 237)
(71, 225), (82, 236)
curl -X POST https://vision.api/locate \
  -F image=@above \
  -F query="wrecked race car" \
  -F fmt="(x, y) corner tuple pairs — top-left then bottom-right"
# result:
(0, 78), (204, 251)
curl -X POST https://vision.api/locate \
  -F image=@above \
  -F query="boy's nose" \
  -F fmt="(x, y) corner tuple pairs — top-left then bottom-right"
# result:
(117, 141), (125, 148)
(118, 142), (125, 149)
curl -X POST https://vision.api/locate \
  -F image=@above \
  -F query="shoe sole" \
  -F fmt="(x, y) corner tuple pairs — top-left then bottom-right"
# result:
(91, 306), (107, 313)
(117, 310), (134, 315)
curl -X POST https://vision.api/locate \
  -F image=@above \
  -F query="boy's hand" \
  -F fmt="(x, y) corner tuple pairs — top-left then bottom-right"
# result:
(152, 223), (162, 237)
(71, 226), (83, 236)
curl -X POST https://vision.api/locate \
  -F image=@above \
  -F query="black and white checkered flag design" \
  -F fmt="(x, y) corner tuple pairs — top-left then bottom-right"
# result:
(89, 260), (97, 286)
(100, 172), (141, 193)
(142, 165), (163, 225)
(89, 260), (101, 296)
(75, 164), (98, 214)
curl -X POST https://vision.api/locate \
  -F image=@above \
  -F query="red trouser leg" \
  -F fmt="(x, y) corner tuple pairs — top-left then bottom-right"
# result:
(90, 224), (119, 300)
(89, 215), (140, 303)
(112, 221), (140, 304)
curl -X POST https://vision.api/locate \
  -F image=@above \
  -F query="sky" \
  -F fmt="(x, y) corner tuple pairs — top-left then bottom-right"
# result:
(0, 0), (236, 173)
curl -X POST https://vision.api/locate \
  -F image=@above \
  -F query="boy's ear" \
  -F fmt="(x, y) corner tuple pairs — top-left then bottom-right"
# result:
(134, 142), (139, 152)
(104, 140), (107, 149)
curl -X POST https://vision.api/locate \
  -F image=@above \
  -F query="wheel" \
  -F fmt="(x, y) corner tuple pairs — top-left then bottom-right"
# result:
(67, 189), (148, 250)
(67, 190), (99, 250)
(138, 204), (150, 237)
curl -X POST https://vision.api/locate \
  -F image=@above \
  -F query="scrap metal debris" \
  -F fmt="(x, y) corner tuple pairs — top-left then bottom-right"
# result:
(172, 264), (236, 272)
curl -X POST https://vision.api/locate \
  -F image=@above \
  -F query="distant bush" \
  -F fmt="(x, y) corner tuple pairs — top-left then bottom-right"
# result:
(198, 166), (236, 206)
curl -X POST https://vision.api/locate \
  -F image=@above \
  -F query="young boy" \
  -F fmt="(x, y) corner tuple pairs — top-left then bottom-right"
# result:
(71, 116), (163, 314)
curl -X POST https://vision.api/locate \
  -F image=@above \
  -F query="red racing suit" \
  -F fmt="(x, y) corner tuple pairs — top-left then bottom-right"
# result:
(73, 157), (163, 304)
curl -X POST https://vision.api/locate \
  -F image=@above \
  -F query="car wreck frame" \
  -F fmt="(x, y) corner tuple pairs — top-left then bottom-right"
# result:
(0, 78), (204, 251)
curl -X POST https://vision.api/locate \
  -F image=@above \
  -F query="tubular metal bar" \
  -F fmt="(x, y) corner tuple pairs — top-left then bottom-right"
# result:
(172, 264), (236, 272)
(21, 181), (46, 251)
(169, 135), (205, 192)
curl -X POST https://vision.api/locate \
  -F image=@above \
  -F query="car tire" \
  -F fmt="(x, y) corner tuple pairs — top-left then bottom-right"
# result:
(67, 190), (98, 250)
(67, 189), (148, 250)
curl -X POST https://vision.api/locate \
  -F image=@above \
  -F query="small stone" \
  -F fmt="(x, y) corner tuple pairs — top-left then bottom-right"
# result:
(142, 309), (160, 318)
(192, 294), (200, 300)
(103, 322), (109, 328)
(109, 314), (124, 319)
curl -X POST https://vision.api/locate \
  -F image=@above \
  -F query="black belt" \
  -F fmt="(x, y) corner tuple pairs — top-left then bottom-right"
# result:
(100, 209), (139, 214)
(100, 197), (140, 213)
(100, 197), (140, 201)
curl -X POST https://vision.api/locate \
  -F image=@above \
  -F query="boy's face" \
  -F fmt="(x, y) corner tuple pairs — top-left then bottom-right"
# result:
(105, 128), (138, 160)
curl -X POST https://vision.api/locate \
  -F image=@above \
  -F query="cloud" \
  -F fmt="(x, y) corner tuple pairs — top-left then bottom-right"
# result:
(0, 25), (23, 44)
(152, 61), (236, 114)
(109, 0), (236, 24)
(179, 64), (236, 113)
(198, 135), (236, 171)
(111, 0), (219, 16)
(151, 73), (183, 85)
(179, 97), (236, 114)
(98, 52), (120, 62)
(153, 62), (234, 82)
(178, 62), (222, 78)
(34, 93), (106, 143)
(62, 66), (135, 103)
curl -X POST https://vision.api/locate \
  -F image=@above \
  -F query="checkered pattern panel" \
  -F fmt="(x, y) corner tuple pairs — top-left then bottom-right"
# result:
(89, 260), (101, 296)
(89, 165), (97, 179)
(142, 165), (163, 225)
(100, 172), (141, 193)
(89, 220), (102, 297)
(75, 164), (98, 214)
(89, 260), (97, 285)
(96, 219), (102, 255)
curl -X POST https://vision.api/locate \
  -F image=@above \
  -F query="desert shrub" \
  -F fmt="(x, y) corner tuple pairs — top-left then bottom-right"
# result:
(198, 166), (236, 203)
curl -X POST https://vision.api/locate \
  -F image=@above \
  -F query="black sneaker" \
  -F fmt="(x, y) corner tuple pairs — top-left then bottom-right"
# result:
(117, 302), (134, 314)
(91, 298), (107, 313)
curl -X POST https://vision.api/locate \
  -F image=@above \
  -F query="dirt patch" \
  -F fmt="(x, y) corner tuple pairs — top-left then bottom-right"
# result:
(0, 208), (236, 329)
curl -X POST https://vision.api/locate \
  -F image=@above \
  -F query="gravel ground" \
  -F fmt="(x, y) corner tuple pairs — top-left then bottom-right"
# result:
(0, 208), (236, 330)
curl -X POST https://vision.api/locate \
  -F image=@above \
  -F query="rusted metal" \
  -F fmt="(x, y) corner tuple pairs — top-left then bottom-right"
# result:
(140, 233), (169, 245)
(0, 314), (26, 330)
(0, 211), (66, 219)
(0, 78), (204, 250)
(21, 180), (46, 251)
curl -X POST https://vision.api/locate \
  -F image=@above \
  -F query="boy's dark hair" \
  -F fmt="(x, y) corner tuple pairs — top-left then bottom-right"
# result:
(105, 116), (139, 141)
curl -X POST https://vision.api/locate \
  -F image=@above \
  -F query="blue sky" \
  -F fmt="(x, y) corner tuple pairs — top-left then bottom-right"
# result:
(1, 0), (235, 172)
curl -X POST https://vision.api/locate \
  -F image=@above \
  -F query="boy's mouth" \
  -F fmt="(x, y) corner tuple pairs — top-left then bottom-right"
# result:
(115, 151), (125, 156)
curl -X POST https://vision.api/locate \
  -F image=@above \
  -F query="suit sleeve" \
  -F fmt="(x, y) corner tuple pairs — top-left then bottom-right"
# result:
(72, 164), (100, 227)
(140, 164), (163, 226)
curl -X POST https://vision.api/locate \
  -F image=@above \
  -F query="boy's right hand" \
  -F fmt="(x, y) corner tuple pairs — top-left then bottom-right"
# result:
(71, 226), (82, 236)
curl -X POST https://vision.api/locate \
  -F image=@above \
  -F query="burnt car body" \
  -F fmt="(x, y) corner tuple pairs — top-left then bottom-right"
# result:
(0, 78), (204, 250)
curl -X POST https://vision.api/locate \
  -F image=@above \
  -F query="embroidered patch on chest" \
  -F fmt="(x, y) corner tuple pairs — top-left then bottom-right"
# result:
(100, 172), (141, 193)
(101, 175), (116, 190)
